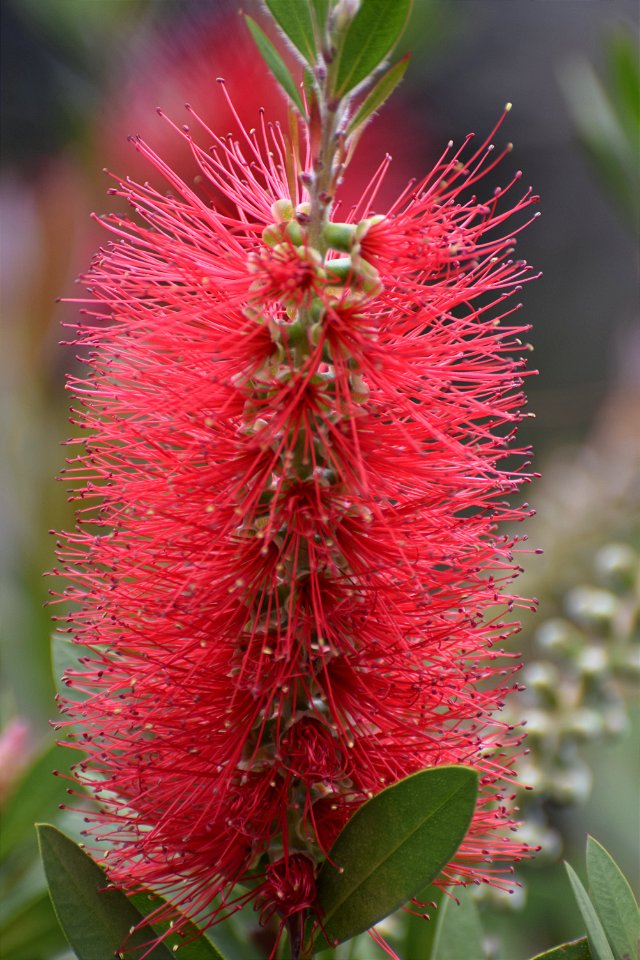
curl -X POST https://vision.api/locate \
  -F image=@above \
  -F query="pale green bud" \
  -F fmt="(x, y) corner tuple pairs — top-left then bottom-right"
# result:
(535, 618), (576, 656)
(563, 708), (603, 741)
(594, 543), (638, 591)
(565, 586), (619, 633)
(552, 762), (592, 805)
(271, 198), (294, 222)
(323, 222), (357, 252)
(333, 0), (360, 30)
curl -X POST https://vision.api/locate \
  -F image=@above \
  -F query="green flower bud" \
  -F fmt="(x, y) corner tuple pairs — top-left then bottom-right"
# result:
(271, 199), (294, 222)
(522, 661), (560, 694)
(285, 220), (305, 246)
(282, 319), (305, 346)
(262, 223), (284, 247)
(516, 822), (561, 863)
(524, 708), (554, 742)
(594, 543), (638, 591)
(310, 299), (325, 324)
(620, 646), (640, 679)
(602, 704), (629, 737)
(354, 214), (385, 243)
(565, 586), (619, 634)
(323, 222), (357, 252)
(552, 762), (592, 805)
(357, 258), (382, 295)
(325, 257), (352, 282)
(535, 618), (577, 656)
(309, 322), (324, 346)
(333, 0), (360, 30)
(563, 707), (603, 741)
(350, 373), (370, 404)
(576, 645), (608, 678)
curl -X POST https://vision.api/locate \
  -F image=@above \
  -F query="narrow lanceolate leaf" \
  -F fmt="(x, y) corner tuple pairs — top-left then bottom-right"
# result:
(565, 862), (616, 960)
(244, 16), (307, 117)
(265, 0), (318, 65)
(607, 32), (640, 131)
(314, 766), (478, 947)
(311, 0), (331, 35)
(586, 836), (640, 960)
(431, 885), (486, 960)
(333, 0), (413, 97)
(530, 937), (592, 960)
(37, 825), (225, 960)
(347, 54), (410, 135)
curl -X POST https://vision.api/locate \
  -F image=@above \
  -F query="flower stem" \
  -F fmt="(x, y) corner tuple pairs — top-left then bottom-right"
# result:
(286, 911), (305, 960)
(306, 17), (350, 254)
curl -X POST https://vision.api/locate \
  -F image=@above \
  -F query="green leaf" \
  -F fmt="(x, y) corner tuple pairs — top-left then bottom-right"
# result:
(586, 837), (640, 960)
(347, 54), (410, 134)
(38, 824), (173, 960)
(37, 825), (226, 960)
(0, 887), (68, 960)
(401, 882), (444, 960)
(265, 0), (318, 65)
(333, 0), (413, 97)
(311, 0), (331, 35)
(607, 32), (640, 132)
(560, 57), (640, 228)
(565, 862), (616, 960)
(431, 885), (486, 960)
(0, 742), (77, 860)
(530, 937), (592, 960)
(130, 891), (237, 960)
(314, 765), (478, 947)
(245, 16), (307, 117)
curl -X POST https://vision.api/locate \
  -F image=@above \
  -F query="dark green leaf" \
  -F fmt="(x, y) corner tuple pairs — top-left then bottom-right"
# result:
(586, 836), (640, 960)
(131, 891), (238, 960)
(37, 825), (226, 960)
(561, 58), (640, 228)
(265, 0), (317, 65)
(245, 16), (307, 117)
(347, 54), (409, 134)
(607, 32), (640, 132)
(38, 824), (173, 960)
(431, 885), (486, 960)
(334, 0), (413, 97)
(565, 862), (615, 960)
(0, 742), (77, 860)
(314, 766), (478, 947)
(530, 937), (592, 960)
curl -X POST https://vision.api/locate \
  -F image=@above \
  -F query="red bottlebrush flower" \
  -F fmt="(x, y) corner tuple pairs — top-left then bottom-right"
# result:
(54, 84), (539, 956)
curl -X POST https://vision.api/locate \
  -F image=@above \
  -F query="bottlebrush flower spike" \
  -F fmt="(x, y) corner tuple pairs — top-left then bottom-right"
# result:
(53, 48), (540, 960)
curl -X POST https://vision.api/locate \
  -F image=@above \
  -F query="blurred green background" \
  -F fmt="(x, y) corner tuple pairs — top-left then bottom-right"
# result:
(1, 1), (638, 958)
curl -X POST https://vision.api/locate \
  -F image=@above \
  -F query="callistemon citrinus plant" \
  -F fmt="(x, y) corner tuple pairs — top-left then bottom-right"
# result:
(51, 1), (540, 957)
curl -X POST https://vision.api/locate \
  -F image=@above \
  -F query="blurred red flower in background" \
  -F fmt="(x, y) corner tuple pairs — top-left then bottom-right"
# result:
(100, 6), (428, 213)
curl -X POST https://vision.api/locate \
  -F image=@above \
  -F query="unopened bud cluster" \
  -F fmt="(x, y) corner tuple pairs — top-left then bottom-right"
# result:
(232, 202), (391, 868)
(502, 541), (639, 870)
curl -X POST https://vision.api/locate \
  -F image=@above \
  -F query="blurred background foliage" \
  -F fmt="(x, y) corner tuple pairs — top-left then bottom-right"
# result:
(1, 1), (638, 958)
